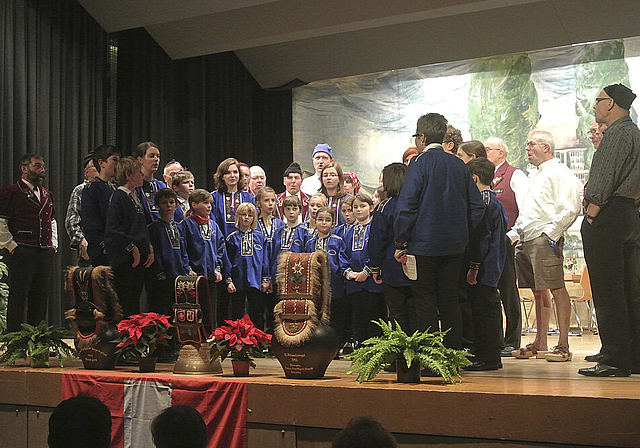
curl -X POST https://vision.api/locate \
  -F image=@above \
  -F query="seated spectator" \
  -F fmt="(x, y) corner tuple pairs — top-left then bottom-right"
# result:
(48, 395), (111, 448)
(151, 405), (207, 448)
(332, 416), (397, 448)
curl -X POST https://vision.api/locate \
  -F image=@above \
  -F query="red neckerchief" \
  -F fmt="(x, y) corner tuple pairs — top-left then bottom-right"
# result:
(192, 213), (209, 225)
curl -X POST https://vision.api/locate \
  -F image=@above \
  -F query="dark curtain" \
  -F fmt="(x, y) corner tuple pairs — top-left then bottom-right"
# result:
(116, 28), (292, 192)
(0, 0), (108, 326)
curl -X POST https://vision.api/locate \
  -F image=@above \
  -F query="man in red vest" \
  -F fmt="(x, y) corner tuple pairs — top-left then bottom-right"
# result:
(485, 137), (529, 356)
(275, 162), (310, 223)
(0, 153), (57, 332)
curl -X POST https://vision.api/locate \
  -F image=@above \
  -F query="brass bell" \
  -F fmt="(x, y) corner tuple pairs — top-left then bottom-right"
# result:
(173, 342), (223, 374)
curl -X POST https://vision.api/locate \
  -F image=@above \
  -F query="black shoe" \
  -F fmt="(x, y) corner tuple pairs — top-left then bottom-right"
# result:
(584, 352), (604, 363)
(342, 342), (355, 355)
(463, 362), (500, 371)
(578, 363), (631, 377)
(498, 361), (503, 369)
(500, 346), (516, 357)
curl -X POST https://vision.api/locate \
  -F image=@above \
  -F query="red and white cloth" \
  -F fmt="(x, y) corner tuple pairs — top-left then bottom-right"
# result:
(61, 372), (248, 448)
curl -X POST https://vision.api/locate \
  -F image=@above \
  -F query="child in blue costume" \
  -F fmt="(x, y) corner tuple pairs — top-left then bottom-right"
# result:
(335, 195), (356, 239)
(255, 186), (285, 333)
(295, 193), (326, 251)
(344, 193), (386, 343)
(225, 202), (271, 331)
(319, 162), (350, 226)
(181, 189), (225, 330)
(147, 188), (194, 316)
(104, 157), (155, 318)
(170, 170), (195, 223)
(274, 195), (307, 254)
(463, 158), (507, 371)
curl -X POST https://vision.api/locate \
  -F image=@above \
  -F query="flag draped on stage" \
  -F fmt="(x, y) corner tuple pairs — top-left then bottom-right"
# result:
(61, 372), (248, 448)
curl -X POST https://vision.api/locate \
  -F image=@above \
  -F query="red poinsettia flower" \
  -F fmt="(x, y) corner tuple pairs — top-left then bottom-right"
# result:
(114, 312), (173, 354)
(209, 314), (272, 363)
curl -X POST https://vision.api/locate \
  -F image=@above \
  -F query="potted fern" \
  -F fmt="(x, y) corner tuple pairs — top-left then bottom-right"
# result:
(345, 319), (472, 384)
(0, 320), (77, 368)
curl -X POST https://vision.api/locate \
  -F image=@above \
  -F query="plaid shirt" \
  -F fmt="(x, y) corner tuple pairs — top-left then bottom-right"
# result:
(64, 181), (88, 248)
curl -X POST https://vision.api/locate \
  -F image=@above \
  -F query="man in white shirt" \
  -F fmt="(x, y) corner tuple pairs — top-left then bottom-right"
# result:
(508, 130), (582, 362)
(301, 143), (333, 196)
(249, 165), (267, 195)
(0, 154), (58, 332)
(485, 137), (528, 356)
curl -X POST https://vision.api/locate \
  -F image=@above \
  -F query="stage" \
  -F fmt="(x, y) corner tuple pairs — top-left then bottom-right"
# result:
(1, 333), (638, 447)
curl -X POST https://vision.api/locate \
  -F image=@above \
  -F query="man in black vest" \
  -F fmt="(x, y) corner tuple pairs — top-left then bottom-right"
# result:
(0, 153), (57, 331)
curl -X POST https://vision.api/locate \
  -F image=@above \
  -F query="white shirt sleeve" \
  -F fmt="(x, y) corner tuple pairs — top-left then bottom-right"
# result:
(0, 218), (17, 253)
(52, 218), (58, 249)
(509, 168), (529, 209)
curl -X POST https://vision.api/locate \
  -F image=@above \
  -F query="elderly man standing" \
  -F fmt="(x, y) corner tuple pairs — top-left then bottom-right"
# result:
(249, 165), (267, 196)
(0, 154), (58, 331)
(509, 130), (582, 362)
(276, 162), (310, 223)
(301, 143), (333, 196)
(484, 137), (529, 356)
(394, 113), (485, 350)
(580, 84), (640, 377)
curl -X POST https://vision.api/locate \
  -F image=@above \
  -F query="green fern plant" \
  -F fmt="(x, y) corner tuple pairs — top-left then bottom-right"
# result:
(345, 319), (472, 384)
(0, 255), (8, 333)
(0, 320), (76, 368)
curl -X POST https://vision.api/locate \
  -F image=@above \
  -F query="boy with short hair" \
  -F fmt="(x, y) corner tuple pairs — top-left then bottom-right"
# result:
(171, 170), (195, 222)
(463, 157), (507, 371)
(274, 195), (306, 253)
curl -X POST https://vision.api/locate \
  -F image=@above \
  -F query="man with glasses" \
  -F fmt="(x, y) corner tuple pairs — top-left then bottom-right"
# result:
(249, 165), (267, 196)
(580, 84), (640, 377)
(508, 130), (581, 363)
(0, 154), (58, 331)
(394, 113), (485, 351)
(484, 137), (529, 357)
(301, 143), (333, 196)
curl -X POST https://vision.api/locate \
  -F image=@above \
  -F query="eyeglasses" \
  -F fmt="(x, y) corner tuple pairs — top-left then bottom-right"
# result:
(524, 141), (540, 148)
(322, 173), (338, 178)
(595, 97), (611, 103)
(412, 133), (423, 138)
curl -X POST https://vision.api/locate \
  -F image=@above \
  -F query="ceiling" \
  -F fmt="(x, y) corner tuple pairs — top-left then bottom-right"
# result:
(77, 0), (640, 89)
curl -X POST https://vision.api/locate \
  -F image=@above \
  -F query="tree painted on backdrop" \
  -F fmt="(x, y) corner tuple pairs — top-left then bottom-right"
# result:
(468, 54), (540, 170)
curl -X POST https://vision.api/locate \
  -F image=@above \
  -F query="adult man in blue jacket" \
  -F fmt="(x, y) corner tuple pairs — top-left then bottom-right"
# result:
(394, 113), (485, 349)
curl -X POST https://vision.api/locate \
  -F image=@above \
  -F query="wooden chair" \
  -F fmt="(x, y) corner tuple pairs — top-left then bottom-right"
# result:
(569, 266), (598, 335)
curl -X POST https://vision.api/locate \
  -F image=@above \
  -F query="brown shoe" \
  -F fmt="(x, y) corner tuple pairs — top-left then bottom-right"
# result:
(545, 346), (572, 362)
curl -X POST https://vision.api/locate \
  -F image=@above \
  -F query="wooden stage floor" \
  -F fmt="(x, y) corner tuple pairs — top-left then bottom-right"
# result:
(1, 333), (638, 447)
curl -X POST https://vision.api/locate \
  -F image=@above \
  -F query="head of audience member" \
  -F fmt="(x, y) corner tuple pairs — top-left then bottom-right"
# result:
(343, 171), (361, 195)
(249, 165), (267, 192)
(442, 124), (463, 154)
(133, 142), (160, 180)
(483, 137), (508, 166)
(402, 147), (418, 165)
(320, 162), (346, 197)
(171, 170), (195, 200)
(381, 162), (406, 199)
(456, 140), (487, 164)
(467, 157), (494, 190)
(151, 405), (207, 448)
(116, 156), (144, 188)
(189, 189), (213, 218)
(413, 113), (448, 151)
(214, 157), (245, 192)
(332, 416), (397, 448)
(162, 160), (184, 185)
(312, 143), (333, 177)
(588, 120), (608, 150)
(84, 159), (99, 182)
(526, 129), (555, 167)
(92, 145), (121, 181)
(594, 83), (636, 127)
(238, 162), (251, 191)
(283, 162), (303, 195)
(48, 395), (112, 448)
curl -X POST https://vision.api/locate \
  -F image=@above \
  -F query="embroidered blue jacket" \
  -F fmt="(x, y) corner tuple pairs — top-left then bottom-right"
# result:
(368, 197), (411, 288)
(136, 178), (168, 225)
(327, 195), (350, 226)
(256, 216), (285, 283)
(225, 229), (270, 292)
(299, 234), (349, 299)
(181, 215), (225, 281)
(81, 178), (116, 260)
(334, 222), (356, 240)
(105, 187), (151, 267)
(211, 190), (255, 238)
(148, 219), (191, 279)
(343, 221), (384, 295)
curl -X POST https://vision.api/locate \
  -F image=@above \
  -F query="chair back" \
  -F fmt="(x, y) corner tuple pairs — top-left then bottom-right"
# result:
(576, 266), (592, 301)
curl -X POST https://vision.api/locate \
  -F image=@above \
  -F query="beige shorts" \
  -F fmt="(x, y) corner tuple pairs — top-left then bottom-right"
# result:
(515, 234), (565, 290)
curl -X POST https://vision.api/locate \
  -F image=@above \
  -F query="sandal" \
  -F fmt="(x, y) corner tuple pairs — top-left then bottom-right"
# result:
(512, 343), (537, 359)
(545, 346), (572, 362)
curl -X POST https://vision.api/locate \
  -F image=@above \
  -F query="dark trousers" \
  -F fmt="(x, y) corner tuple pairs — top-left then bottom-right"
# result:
(469, 283), (502, 365)
(216, 282), (230, 327)
(582, 198), (640, 370)
(231, 287), (263, 329)
(6, 246), (55, 332)
(330, 294), (349, 344)
(457, 257), (474, 349)
(382, 283), (416, 335)
(498, 240), (521, 349)
(112, 262), (145, 319)
(412, 254), (463, 349)
(348, 291), (385, 343)
(146, 277), (175, 317)
(262, 288), (278, 334)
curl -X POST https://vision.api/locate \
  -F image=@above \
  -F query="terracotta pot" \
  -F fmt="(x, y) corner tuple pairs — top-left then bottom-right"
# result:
(138, 356), (157, 373)
(396, 359), (421, 383)
(272, 324), (341, 379)
(231, 360), (251, 376)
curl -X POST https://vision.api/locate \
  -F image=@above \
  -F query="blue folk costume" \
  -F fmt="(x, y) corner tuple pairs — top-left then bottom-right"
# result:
(81, 178), (117, 265)
(181, 214), (225, 280)
(334, 222), (356, 242)
(225, 229), (270, 330)
(136, 178), (168, 224)
(275, 223), (307, 254)
(211, 190), (255, 238)
(257, 216), (285, 282)
(327, 194), (350, 226)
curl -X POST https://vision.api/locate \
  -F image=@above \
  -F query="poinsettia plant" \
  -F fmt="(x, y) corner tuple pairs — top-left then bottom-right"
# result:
(113, 312), (172, 357)
(209, 314), (272, 367)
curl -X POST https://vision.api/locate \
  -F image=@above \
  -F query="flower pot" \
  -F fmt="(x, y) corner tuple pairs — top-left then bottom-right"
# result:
(76, 337), (118, 370)
(396, 359), (421, 383)
(138, 356), (157, 373)
(231, 360), (251, 377)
